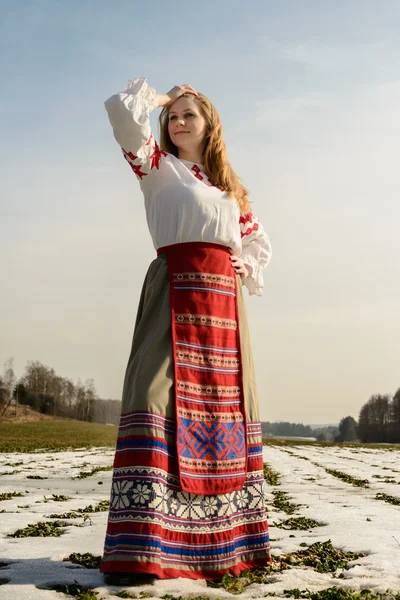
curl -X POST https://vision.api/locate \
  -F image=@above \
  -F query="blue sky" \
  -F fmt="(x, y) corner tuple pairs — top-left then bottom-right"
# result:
(1, 0), (399, 422)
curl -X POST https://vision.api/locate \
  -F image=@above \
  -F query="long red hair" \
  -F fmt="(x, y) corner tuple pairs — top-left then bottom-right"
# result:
(159, 93), (251, 215)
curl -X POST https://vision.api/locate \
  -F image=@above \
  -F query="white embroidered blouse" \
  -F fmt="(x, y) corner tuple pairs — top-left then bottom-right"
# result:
(104, 77), (272, 296)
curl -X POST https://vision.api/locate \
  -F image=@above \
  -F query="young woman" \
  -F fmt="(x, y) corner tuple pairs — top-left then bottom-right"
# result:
(100, 78), (273, 583)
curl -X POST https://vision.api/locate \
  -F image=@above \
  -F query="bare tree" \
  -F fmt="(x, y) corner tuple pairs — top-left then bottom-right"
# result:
(3, 358), (16, 404)
(3, 357), (118, 424)
(83, 378), (98, 422)
(358, 394), (392, 443)
(22, 361), (51, 396)
(58, 377), (77, 417)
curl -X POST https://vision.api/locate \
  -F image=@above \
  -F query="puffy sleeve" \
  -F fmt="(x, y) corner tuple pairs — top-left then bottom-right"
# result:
(239, 211), (272, 296)
(104, 77), (166, 184)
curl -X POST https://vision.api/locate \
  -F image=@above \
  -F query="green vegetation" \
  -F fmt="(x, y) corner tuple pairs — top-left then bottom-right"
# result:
(208, 540), (364, 594)
(375, 492), (400, 506)
(48, 501), (109, 519)
(63, 552), (101, 569)
(72, 466), (112, 479)
(372, 475), (397, 483)
(263, 462), (281, 486)
(279, 540), (365, 573)
(47, 494), (70, 501)
(274, 589), (400, 599)
(274, 516), (324, 530)
(208, 564), (281, 595)
(0, 491), (24, 501)
(272, 490), (300, 514)
(0, 420), (117, 452)
(325, 469), (369, 488)
(161, 596), (222, 600)
(8, 520), (69, 537)
(78, 500), (109, 512)
(43, 581), (103, 599)
(1, 420), (398, 453)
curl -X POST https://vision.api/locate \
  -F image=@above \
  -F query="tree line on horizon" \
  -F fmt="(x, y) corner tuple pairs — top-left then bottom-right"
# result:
(262, 389), (400, 443)
(261, 421), (339, 440)
(0, 357), (399, 442)
(0, 358), (121, 424)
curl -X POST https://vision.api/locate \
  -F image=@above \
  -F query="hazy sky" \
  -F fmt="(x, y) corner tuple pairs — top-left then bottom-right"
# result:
(1, 0), (399, 424)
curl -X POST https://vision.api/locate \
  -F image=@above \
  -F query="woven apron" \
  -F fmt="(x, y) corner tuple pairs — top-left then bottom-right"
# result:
(157, 242), (247, 495)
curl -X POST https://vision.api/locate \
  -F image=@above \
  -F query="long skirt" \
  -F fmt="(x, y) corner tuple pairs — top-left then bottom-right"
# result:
(100, 249), (271, 580)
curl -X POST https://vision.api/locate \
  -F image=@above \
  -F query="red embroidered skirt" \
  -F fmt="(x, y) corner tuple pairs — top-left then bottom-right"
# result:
(100, 242), (271, 579)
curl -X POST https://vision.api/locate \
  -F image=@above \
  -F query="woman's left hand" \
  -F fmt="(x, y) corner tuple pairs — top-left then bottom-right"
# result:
(229, 255), (249, 278)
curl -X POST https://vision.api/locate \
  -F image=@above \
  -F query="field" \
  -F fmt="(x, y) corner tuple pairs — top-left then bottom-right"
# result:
(0, 420), (118, 453)
(0, 423), (399, 599)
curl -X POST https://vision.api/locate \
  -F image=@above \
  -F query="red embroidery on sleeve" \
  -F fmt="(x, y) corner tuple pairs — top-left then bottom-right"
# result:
(122, 149), (138, 162)
(150, 141), (167, 170)
(239, 212), (254, 225)
(241, 222), (259, 238)
(121, 147), (147, 179)
(129, 163), (147, 180)
(240, 212), (259, 238)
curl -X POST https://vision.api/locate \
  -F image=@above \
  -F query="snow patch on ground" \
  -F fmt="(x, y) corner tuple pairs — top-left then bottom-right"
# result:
(0, 445), (399, 599)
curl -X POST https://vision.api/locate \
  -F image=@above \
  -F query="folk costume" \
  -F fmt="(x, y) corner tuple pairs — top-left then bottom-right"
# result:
(100, 78), (273, 580)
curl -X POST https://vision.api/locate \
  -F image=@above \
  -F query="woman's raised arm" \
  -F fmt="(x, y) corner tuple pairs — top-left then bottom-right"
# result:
(104, 78), (166, 183)
(104, 80), (198, 184)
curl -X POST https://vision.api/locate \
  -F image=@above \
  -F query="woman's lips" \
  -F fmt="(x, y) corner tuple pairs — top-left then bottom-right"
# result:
(175, 131), (189, 135)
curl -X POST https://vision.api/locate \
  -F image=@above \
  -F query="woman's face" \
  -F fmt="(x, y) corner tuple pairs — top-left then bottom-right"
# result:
(167, 96), (208, 154)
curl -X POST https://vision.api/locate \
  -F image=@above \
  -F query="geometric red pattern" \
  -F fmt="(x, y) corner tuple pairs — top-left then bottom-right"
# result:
(100, 413), (272, 579)
(122, 134), (168, 179)
(121, 147), (147, 179)
(239, 212), (254, 225)
(150, 140), (167, 170)
(191, 164), (204, 181)
(239, 212), (260, 238)
(122, 149), (138, 162)
(191, 164), (224, 191)
(157, 241), (247, 496)
(241, 221), (259, 237)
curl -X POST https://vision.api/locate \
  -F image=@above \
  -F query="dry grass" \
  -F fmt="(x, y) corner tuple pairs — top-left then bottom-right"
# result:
(0, 420), (117, 452)
(0, 404), (71, 424)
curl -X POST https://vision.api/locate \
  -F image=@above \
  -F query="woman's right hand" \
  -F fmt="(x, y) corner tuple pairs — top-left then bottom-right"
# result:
(157, 84), (198, 108)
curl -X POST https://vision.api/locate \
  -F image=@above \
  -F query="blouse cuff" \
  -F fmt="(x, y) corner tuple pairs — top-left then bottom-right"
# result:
(123, 77), (158, 124)
(241, 255), (264, 296)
